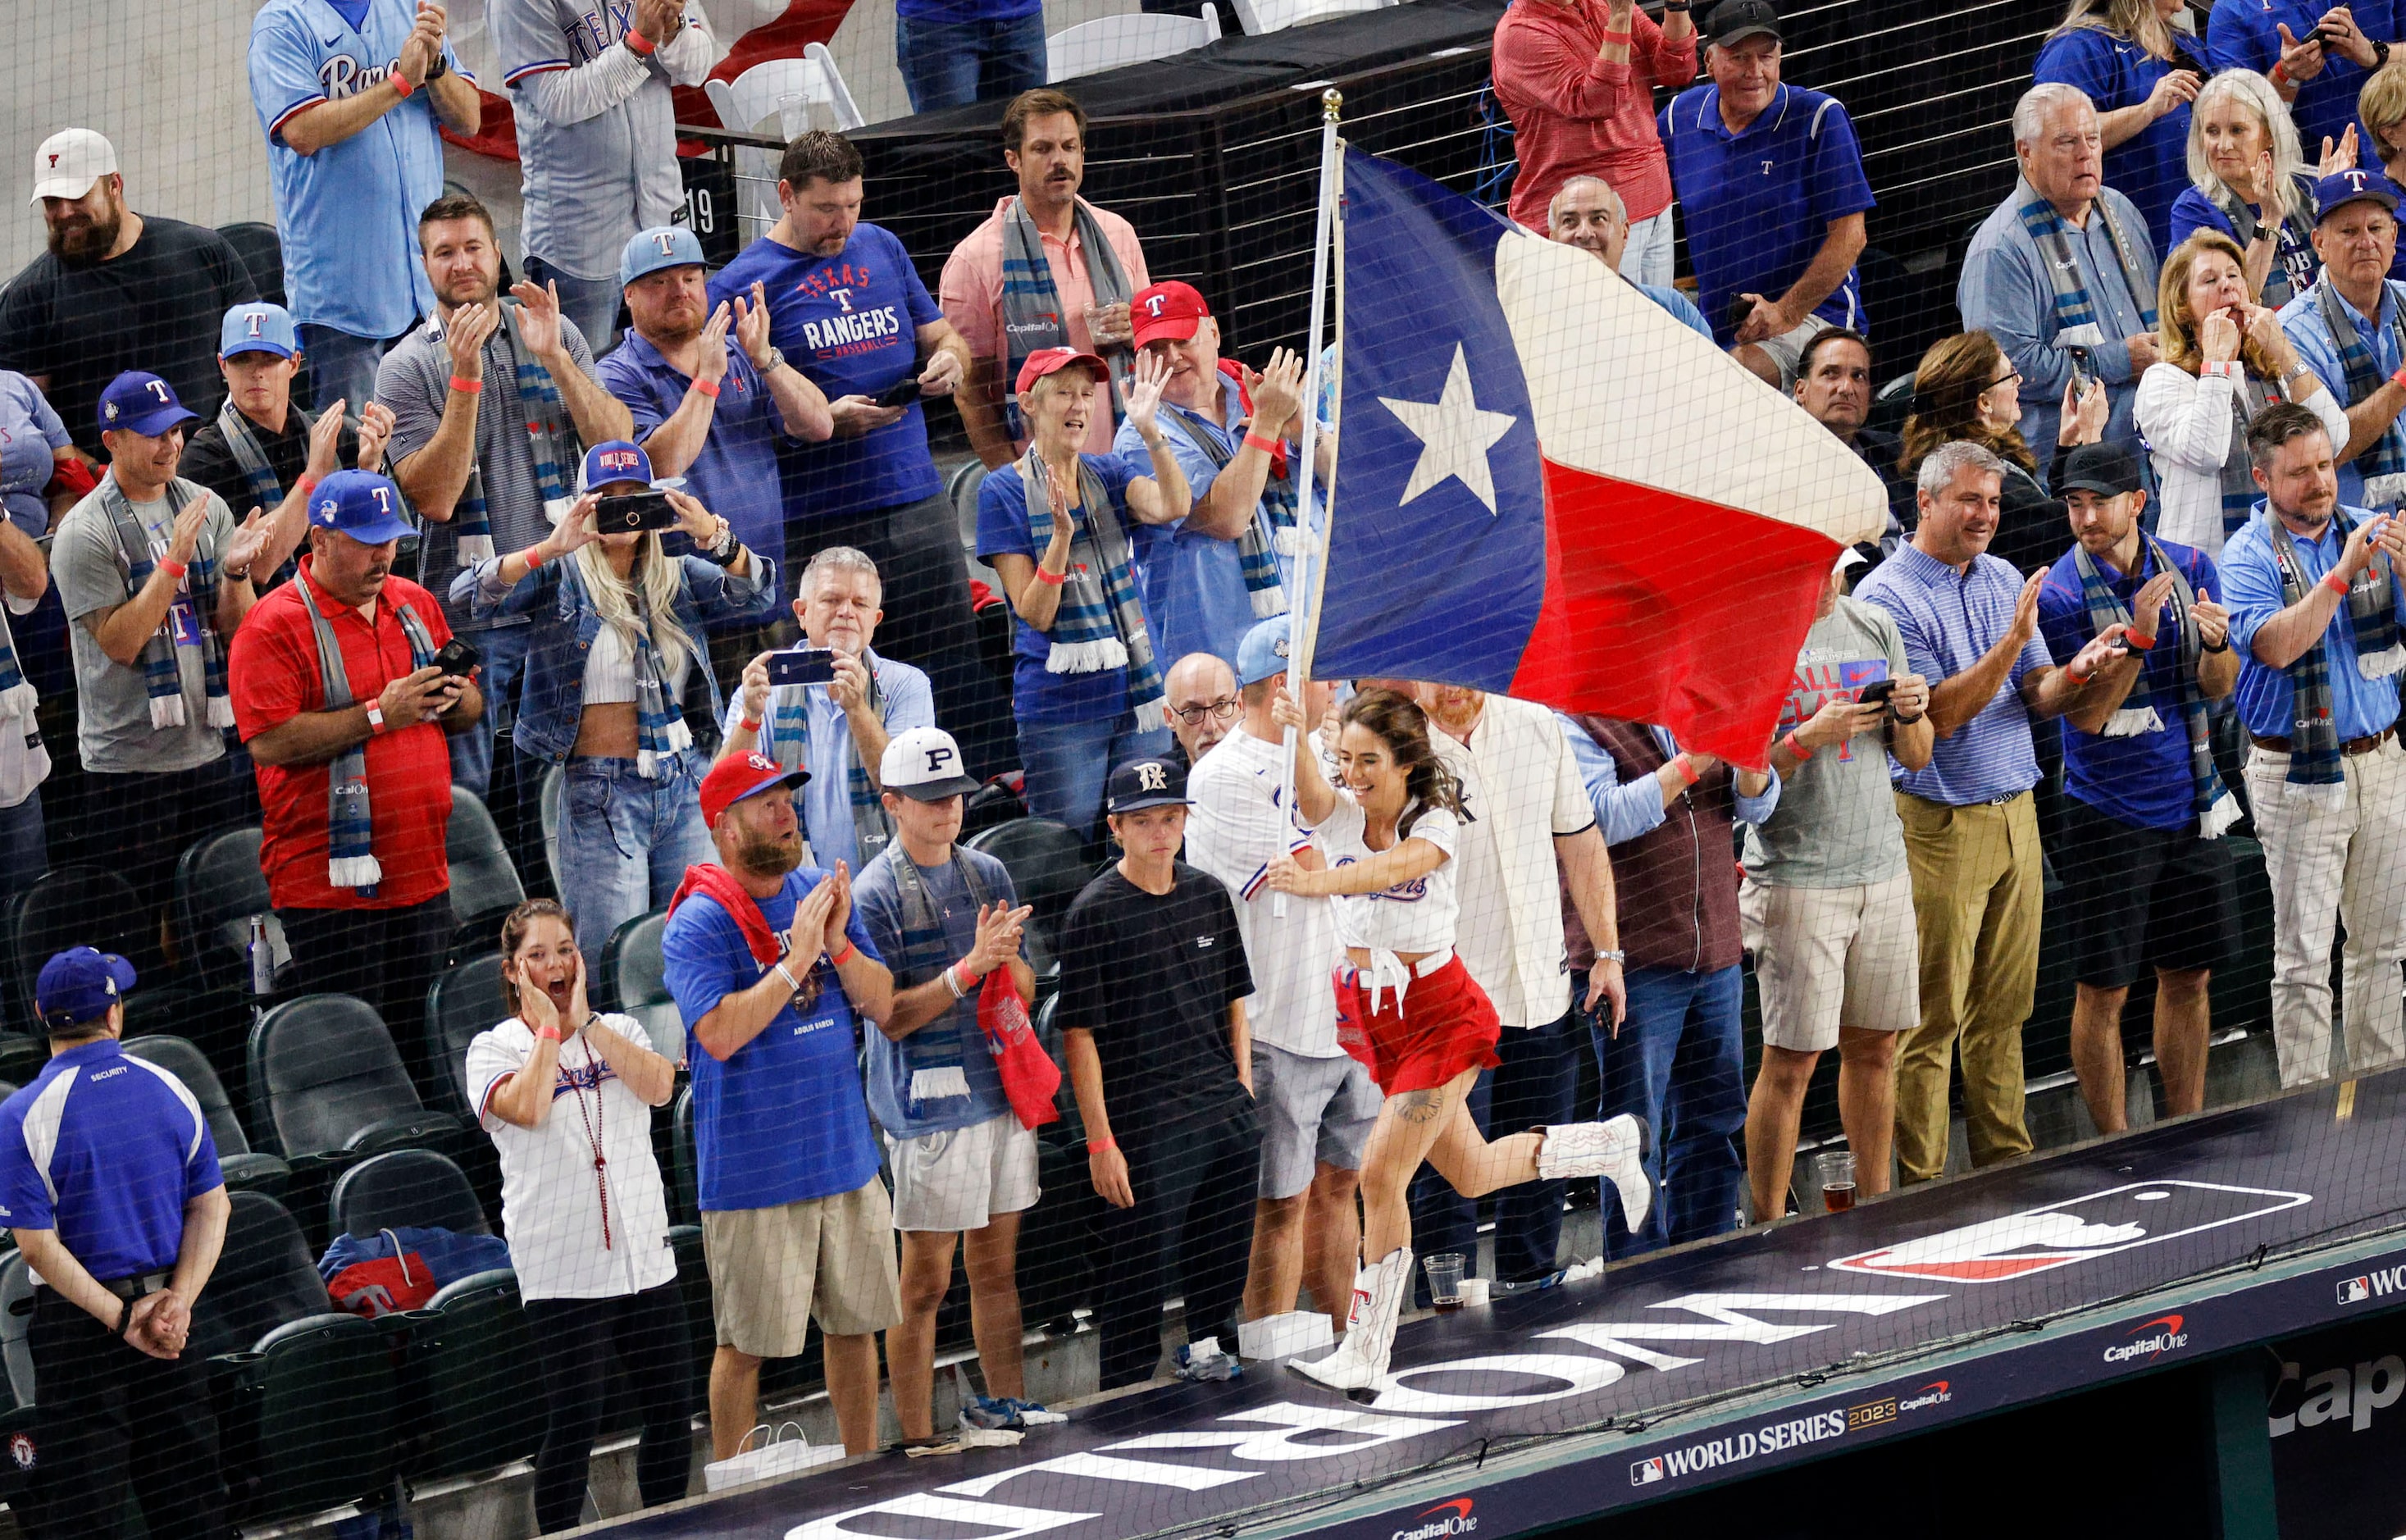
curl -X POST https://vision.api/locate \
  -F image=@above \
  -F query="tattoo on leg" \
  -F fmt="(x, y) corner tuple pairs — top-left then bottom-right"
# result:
(1395, 1090), (1442, 1124)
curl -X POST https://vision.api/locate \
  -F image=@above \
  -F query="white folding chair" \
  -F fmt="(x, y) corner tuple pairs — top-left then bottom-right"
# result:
(1230, 0), (1388, 34)
(1046, 9), (1222, 81)
(704, 45), (865, 239)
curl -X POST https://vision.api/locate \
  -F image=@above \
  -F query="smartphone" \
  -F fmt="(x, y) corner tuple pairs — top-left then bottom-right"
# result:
(1728, 296), (1757, 335)
(1857, 678), (1897, 709)
(767, 646), (837, 687)
(595, 490), (678, 535)
(432, 637), (482, 678)
(2066, 344), (2096, 394)
(875, 377), (924, 410)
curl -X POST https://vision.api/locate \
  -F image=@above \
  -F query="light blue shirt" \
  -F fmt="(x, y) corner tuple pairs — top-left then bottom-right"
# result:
(1558, 715), (1780, 846)
(2221, 503), (2406, 740)
(1957, 186), (2159, 469)
(1639, 284), (1714, 341)
(1114, 384), (1297, 668)
(2278, 277), (2406, 512)
(1854, 544), (2053, 805)
(720, 649), (935, 868)
(0, 372), (67, 538)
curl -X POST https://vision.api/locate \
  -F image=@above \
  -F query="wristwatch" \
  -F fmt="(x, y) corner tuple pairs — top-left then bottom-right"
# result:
(2251, 221), (2277, 244)
(425, 50), (449, 80)
(758, 346), (787, 376)
(2376, 38), (2392, 69)
(1593, 950), (1627, 964)
(706, 520), (741, 567)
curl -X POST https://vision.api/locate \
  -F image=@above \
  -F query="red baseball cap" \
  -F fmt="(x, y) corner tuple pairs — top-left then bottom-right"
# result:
(1014, 346), (1110, 395)
(698, 751), (808, 830)
(1131, 280), (1211, 350)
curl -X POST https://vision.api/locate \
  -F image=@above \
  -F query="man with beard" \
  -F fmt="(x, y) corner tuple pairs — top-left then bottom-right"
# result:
(599, 226), (833, 673)
(663, 751), (900, 1461)
(376, 191), (631, 798)
(1546, 175), (1713, 339)
(721, 546), (935, 871)
(0, 130), (259, 457)
(230, 470), (481, 1055)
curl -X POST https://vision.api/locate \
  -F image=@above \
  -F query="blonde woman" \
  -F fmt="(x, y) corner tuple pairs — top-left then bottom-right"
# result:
(2035, 0), (2215, 247)
(2171, 70), (2349, 308)
(2138, 231), (2348, 553)
(454, 440), (772, 959)
(2356, 64), (2406, 278)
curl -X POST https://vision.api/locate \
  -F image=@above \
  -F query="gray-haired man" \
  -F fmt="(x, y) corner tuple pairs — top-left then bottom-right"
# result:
(722, 546), (936, 870)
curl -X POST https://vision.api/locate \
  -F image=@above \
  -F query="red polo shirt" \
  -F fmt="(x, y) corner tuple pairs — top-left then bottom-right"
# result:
(229, 557), (456, 911)
(1492, 0), (1697, 231)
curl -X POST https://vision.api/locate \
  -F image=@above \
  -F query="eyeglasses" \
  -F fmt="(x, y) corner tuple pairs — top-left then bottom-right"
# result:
(1172, 696), (1242, 727)
(1989, 368), (2022, 391)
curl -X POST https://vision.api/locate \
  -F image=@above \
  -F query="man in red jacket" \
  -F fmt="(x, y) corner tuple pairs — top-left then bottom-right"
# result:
(1561, 714), (1777, 1257)
(1492, 0), (1697, 281)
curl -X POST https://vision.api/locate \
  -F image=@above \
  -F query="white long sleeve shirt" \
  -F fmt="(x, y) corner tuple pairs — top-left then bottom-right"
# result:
(2136, 359), (2349, 557)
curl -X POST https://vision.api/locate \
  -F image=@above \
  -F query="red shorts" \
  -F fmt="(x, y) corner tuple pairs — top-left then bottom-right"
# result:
(1334, 954), (1502, 1095)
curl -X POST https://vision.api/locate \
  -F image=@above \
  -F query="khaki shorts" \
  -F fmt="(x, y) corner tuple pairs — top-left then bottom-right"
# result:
(701, 1178), (903, 1357)
(1750, 312), (1834, 389)
(886, 1111), (1041, 1234)
(1739, 870), (1919, 1052)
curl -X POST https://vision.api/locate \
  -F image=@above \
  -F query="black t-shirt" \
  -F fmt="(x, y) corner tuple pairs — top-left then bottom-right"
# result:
(0, 216), (257, 456)
(1057, 861), (1255, 1132)
(182, 409), (360, 521)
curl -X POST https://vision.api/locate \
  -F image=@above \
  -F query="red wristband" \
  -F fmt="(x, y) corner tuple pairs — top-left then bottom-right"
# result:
(1602, 28), (1633, 42)
(294, 474), (321, 500)
(390, 72), (413, 98)
(1087, 1137), (1118, 1155)
(2121, 627), (2154, 651)
(2328, 570), (2355, 596)
(522, 545), (545, 572)
(623, 25), (656, 52)
(1672, 752), (1700, 786)
(691, 376), (721, 399)
(449, 375), (482, 395)
(2271, 61), (2290, 85)
(1033, 565), (1068, 586)
(2390, 366), (2406, 392)
(1242, 431), (1280, 456)
(534, 1024), (562, 1042)
(1782, 731), (1811, 762)
(740, 713), (763, 732)
(157, 558), (189, 581)
(828, 940), (856, 968)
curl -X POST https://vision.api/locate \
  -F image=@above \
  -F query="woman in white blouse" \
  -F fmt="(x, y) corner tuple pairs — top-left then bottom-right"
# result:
(1262, 687), (1650, 1392)
(2137, 230), (2348, 554)
(466, 900), (686, 1533)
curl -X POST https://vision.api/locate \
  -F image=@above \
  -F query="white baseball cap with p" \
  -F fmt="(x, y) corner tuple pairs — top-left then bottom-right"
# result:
(880, 727), (982, 802)
(30, 129), (116, 206)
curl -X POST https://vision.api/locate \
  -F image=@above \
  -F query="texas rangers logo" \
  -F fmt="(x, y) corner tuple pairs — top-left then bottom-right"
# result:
(244, 311), (266, 339)
(1145, 294), (1169, 317)
(44, 153), (57, 170)
(1136, 762), (1169, 792)
(318, 52), (400, 99)
(649, 231), (679, 257)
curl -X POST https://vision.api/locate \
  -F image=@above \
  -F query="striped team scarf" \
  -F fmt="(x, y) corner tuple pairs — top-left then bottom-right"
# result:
(1000, 196), (1132, 442)
(883, 846), (998, 1107)
(294, 563), (438, 891)
(1160, 364), (1296, 618)
(450, 302), (577, 567)
(0, 599), (43, 788)
(1018, 449), (1162, 708)
(96, 475), (233, 731)
(617, 608), (695, 781)
(2311, 278), (2406, 508)
(765, 658), (892, 863)
(2215, 370), (2281, 542)
(2071, 535), (2240, 838)
(214, 396), (308, 522)
(2015, 175), (2157, 349)
(2264, 504), (2406, 801)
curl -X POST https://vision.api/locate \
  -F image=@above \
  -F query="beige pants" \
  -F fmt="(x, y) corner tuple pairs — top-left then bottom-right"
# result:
(2244, 738), (2406, 1087)
(1893, 791), (2043, 1182)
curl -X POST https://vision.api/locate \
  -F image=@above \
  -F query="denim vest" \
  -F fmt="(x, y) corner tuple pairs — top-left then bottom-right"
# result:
(450, 549), (776, 765)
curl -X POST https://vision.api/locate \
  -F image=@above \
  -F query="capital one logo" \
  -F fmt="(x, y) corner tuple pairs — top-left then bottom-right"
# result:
(1829, 1182), (2312, 1283)
(2103, 1314), (2190, 1365)
(1391, 1498), (1476, 1540)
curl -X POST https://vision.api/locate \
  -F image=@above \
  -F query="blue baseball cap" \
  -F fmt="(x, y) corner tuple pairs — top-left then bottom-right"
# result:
(578, 439), (684, 494)
(221, 302), (299, 360)
(34, 946), (135, 1032)
(2315, 168), (2403, 224)
(1236, 614), (1296, 688)
(309, 468), (415, 545)
(97, 371), (198, 437)
(620, 226), (706, 288)
(1105, 755), (1192, 814)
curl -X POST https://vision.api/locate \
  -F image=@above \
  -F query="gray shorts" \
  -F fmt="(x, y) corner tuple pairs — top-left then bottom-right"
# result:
(1254, 1042), (1381, 1201)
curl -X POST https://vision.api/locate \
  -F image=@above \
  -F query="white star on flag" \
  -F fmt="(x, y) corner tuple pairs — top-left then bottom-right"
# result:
(1378, 343), (1519, 513)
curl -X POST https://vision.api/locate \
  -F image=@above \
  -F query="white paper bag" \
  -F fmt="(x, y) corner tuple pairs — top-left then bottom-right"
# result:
(703, 1422), (846, 1491)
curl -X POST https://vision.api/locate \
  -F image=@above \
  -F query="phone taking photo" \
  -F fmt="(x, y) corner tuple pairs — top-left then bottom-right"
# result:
(595, 491), (678, 535)
(767, 647), (837, 688)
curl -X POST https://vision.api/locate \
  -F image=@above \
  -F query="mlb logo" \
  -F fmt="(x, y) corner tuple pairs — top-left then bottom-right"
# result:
(1829, 1181), (2313, 1283)
(1629, 1456), (1663, 1488)
(2341, 1277), (2372, 1304)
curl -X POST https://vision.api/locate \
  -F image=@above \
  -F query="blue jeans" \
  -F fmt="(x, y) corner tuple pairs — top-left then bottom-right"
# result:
(1407, 1007), (1578, 1294)
(0, 787), (44, 907)
(298, 326), (386, 417)
(1016, 708), (1172, 842)
(446, 623), (532, 799)
(522, 254), (624, 358)
(554, 749), (717, 962)
(895, 10), (1048, 112)
(1593, 964), (1746, 1259)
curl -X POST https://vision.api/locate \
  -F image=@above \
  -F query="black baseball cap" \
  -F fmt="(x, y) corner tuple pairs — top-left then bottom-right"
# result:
(1105, 757), (1192, 814)
(1707, 0), (1781, 47)
(2057, 441), (2144, 498)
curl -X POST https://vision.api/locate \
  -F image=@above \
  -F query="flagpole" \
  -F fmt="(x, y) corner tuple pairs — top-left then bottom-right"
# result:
(1274, 89), (1342, 920)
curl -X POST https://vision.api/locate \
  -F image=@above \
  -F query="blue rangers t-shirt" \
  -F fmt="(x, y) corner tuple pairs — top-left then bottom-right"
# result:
(663, 867), (885, 1211)
(710, 224), (942, 522)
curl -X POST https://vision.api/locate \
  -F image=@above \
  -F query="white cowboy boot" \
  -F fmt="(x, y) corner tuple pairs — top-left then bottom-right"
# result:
(1537, 1114), (1653, 1232)
(1289, 1246), (1413, 1392)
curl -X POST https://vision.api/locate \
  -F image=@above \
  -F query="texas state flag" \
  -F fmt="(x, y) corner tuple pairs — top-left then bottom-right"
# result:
(1313, 151), (1889, 768)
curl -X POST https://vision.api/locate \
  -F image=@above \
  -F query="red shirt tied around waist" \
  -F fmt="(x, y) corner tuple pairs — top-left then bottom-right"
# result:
(1492, 0), (1699, 233)
(230, 553), (457, 910)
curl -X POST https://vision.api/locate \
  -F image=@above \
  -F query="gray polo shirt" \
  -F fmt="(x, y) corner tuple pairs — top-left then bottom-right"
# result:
(52, 476), (235, 774)
(377, 307), (600, 631)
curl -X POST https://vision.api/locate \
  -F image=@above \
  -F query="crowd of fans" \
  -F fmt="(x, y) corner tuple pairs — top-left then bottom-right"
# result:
(6, 0), (2406, 1528)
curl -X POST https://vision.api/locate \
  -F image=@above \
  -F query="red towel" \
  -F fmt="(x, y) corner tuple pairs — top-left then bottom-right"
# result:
(668, 863), (781, 965)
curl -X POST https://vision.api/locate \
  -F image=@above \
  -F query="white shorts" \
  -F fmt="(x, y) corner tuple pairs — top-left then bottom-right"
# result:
(1740, 871), (1920, 1052)
(886, 1111), (1041, 1234)
(1749, 312), (1834, 389)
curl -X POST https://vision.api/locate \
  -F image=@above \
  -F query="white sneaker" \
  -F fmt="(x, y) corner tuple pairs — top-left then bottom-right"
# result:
(1537, 1116), (1652, 1232)
(1289, 1246), (1412, 1393)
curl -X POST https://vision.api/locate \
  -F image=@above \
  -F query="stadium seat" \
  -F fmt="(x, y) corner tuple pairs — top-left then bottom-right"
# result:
(425, 954), (508, 1120)
(447, 787), (526, 951)
(247, 993), (458, 1161)
(173, 826), (284, 994)
(329, 1147), (490, 1238)
(1867, 371), (1916, 440)
(708, 45), (864, 239)
(124, 1035), (291, 1200)
(3, 864), (168, 1027)
(540, 762), (567, 899)
(0, 1251), (33, 1408)
(1048, 9), (1220, 80)
(947, 458), (989, 552)
(671, 1082), (698, 1226)
(402, 1268), (545, 1483)
(1230, 0), (1388, 34)
(598, 909), (684, 1058)
(194, 1191), (399, 1524)
(214, 221), (287, 308)
(964, 818), (1096, 983)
